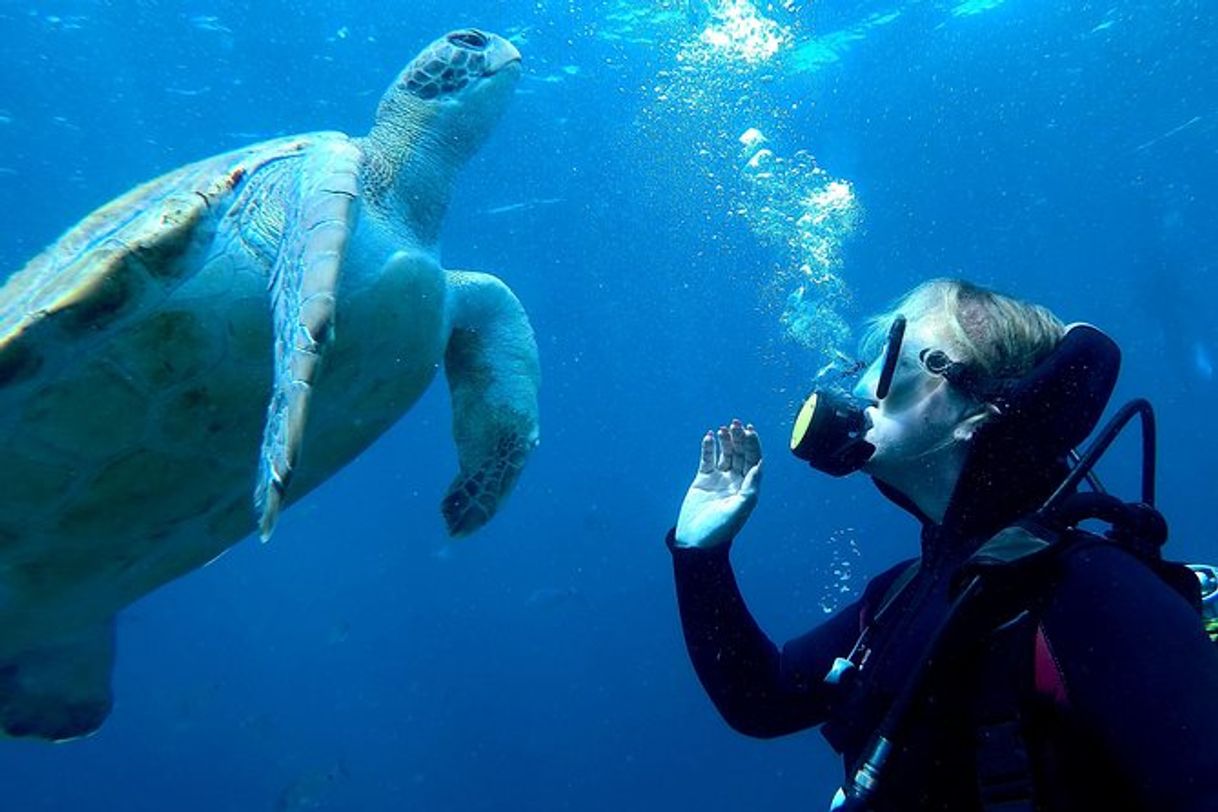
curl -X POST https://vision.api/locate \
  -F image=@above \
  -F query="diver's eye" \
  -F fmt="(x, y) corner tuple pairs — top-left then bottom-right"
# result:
(448, 30), (489, 50)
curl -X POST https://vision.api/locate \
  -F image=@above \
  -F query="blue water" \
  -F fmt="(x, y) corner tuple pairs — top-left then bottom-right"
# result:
(0, 0), (1215, 808)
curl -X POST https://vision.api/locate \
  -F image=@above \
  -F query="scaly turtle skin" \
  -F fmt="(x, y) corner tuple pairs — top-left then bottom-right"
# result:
(0, 29), (539, 741)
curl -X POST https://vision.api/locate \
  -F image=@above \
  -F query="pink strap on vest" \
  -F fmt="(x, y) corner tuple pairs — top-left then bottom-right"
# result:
(1034, 624), (1070, 708)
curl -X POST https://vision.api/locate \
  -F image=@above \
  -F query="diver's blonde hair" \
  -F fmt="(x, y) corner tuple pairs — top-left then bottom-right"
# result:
(862, 279), (1065, 385)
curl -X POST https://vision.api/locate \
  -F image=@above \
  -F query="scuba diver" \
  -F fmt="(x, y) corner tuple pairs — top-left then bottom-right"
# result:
(667, 279), (1218, 811)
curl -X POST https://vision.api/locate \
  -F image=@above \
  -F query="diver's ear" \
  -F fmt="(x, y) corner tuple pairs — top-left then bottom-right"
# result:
(953, 404), (999, 443)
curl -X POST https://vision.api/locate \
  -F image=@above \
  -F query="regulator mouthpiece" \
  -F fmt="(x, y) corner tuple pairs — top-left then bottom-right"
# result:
(790, 390), (876, 477)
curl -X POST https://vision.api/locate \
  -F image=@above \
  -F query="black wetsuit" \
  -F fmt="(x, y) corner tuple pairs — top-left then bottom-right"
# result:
(669, 438), (1218, 810)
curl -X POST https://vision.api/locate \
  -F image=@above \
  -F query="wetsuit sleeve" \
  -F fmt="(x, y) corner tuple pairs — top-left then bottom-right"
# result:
(667, 528), (907, 738)
(1040, 543), (1218, 811)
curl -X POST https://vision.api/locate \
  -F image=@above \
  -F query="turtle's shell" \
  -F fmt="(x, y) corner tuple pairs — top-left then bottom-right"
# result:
(0, 134), (359, 643)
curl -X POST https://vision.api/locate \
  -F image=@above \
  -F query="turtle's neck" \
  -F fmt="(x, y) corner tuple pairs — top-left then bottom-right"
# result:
(362, 110), (464, 249)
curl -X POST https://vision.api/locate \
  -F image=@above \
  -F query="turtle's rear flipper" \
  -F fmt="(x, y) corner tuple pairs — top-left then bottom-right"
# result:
(442, 271), (541, 536)
(254, 138), (362, 541)
(0, 618), (115, 741)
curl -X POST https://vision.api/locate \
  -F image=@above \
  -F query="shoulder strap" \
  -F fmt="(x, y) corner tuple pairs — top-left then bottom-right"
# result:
(874, 561), (919, 622)
(972, 614), (1039, 812)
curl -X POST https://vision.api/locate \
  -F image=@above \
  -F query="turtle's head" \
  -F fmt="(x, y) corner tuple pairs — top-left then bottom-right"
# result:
(365, 30), (520, 243)
(371, 30), (521, 166)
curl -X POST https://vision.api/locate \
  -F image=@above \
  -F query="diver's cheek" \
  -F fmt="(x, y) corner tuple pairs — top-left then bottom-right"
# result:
(871, 408), (941, 466)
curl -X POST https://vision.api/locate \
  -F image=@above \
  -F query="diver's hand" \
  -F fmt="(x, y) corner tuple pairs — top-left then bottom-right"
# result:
(674, 419), (764, 549)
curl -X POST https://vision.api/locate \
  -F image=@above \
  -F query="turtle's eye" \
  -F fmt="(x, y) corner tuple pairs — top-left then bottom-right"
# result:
(448, 30), (489, 50)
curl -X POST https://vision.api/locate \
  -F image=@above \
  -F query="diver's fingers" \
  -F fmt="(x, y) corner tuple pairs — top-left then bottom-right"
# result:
(730, 420), (747, 476)
(716, 425), (733, 471)
(698, 431), (715, 474)
(742, 423), (762, 470)
(741, 458), (764, 499)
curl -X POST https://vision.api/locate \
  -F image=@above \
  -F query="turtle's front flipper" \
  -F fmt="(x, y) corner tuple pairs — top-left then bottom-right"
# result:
(254, 138), (362, 541)
(0, 618), (115, 741)
(442, 271), (541, 536)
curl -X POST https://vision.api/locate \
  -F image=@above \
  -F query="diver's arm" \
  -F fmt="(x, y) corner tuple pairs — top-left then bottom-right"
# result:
(669, 419), (852, 736)
(668, 420), (881, 736)
(1041, 544), (1218, 811)
(669, 534), (866, 737)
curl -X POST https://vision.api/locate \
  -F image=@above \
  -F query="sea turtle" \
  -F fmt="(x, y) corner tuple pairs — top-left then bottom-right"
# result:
(0, 29), (539, 741)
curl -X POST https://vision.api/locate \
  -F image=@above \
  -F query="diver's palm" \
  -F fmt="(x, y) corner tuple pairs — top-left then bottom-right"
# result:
(675, 421), (763, 549)
(679, 470), (749, 540)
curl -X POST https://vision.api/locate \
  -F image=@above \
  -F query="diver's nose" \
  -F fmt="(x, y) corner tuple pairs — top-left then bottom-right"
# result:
(853, 368), (878, 401)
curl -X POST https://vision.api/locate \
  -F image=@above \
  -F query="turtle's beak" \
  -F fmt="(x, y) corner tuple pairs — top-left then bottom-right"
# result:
(484, 37), (522, 76)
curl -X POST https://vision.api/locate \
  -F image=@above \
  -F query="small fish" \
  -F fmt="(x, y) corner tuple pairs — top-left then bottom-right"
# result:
(43, 14), (88, 30)
(165, 86), (212, 97)
(189, 14), (232, 34)
(484, 197), (565, 216)
(950, 0), (1005, 18)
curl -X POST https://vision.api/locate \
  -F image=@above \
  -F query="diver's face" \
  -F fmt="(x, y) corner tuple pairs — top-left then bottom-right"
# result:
(852, 320), (981, 481)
